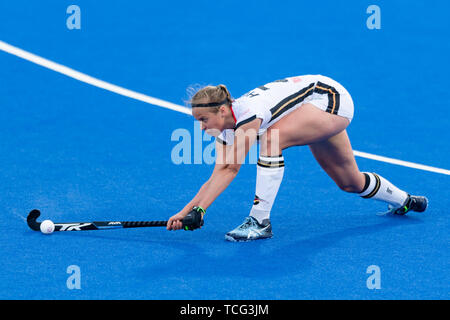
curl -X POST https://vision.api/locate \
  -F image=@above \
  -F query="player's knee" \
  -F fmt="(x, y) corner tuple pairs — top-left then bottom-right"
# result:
(260, 128), (285, 154)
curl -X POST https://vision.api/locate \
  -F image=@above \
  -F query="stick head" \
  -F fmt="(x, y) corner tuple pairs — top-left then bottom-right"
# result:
(27, 209), (42, 231)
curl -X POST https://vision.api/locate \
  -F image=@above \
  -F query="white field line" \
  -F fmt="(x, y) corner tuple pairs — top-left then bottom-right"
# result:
(1, 40), (449, 176)
(0, 40), (191, 116)
(353, 151), (450, 175)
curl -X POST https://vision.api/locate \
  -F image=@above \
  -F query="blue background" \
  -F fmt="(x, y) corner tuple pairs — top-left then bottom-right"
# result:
(0, 0), (448, 299)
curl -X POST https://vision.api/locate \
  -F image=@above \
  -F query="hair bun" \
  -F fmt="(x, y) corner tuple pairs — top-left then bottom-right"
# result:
(189, 84), (233, 108)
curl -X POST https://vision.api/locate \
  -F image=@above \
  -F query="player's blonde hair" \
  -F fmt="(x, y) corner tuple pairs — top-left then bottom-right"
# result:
(188, 84), (233, 113)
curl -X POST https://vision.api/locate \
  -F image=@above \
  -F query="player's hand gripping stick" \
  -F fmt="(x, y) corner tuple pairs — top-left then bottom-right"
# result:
(181, 206), (205, 231)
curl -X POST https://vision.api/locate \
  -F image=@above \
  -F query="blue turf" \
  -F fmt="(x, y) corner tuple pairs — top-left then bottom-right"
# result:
(0, 0), (449, 299)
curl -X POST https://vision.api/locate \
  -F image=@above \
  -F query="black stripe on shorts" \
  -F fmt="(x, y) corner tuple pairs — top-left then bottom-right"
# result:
(269, 83), (315, 122)
(313, 81), (341, 115)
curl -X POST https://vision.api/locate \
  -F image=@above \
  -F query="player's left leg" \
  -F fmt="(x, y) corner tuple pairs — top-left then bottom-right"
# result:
(308, 129), (428, 214)
(308, 129), (366, 193)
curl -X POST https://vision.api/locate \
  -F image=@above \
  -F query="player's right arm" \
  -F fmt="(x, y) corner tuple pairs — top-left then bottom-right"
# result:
(167, 117), (260, 230)
(166, 140), (230, 230)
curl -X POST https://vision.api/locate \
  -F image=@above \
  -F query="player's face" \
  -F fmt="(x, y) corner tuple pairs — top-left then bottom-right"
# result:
(192, 107), (224, 137)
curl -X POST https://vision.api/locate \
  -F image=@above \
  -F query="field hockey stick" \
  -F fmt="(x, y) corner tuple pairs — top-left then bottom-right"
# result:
(27, 209), (203, 232)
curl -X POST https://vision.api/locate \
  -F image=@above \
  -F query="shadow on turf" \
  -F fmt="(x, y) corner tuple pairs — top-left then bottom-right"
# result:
(33, 214), (423, 279)
(141, 215), (423, 278)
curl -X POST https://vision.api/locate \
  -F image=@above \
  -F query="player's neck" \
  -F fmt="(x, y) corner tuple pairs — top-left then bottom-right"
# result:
(225, 105), (237, 129)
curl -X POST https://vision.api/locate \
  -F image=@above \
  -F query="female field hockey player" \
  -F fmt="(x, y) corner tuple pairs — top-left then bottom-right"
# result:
(167, 75), (428, 241)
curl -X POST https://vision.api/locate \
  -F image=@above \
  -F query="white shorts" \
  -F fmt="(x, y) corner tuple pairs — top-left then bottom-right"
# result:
(303, 75), (354, 122)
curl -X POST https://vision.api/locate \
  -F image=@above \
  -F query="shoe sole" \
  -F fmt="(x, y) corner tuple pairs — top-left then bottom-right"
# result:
(224, 234), (273, 242)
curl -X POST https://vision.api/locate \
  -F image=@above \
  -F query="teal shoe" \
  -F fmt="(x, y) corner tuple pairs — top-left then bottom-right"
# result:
(225, 216), (273, 242)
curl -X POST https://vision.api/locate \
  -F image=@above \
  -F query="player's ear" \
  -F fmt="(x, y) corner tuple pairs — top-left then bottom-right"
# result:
(219, 105), (227, 117)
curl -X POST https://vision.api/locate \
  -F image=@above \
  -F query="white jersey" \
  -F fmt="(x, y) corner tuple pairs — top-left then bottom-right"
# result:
(217, 74), (354, 145)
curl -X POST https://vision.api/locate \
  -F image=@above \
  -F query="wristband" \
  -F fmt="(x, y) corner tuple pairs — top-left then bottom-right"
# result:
(193, 206), (206, 216)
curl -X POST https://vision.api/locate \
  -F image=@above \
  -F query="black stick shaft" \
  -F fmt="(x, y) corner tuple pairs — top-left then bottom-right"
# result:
(121, 221), (167, 228)
(27, 209), (168, 232)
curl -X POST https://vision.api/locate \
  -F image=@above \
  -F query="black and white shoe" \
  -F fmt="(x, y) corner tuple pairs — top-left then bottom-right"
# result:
(381, 194), (428, 216)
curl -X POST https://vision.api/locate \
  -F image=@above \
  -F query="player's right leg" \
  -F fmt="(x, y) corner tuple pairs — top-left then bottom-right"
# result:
(225, 103), (350, 242)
